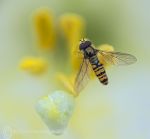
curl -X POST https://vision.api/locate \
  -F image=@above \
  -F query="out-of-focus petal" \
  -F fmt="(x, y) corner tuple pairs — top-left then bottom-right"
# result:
(36, 90), (75, 135)
(70, 50), (83, 72)
(33, 8), (56, 49)
(59, 14), (85, 54)
(98, 44), (114, 52)
(59, 14), (85, 75)
(56, 73), (77, 97)
(59, 13), (85, 42)
(20, 57), (48, 75)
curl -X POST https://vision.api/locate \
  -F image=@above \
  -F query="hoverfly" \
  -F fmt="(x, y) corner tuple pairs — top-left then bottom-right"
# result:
(74, 38), (137, 93)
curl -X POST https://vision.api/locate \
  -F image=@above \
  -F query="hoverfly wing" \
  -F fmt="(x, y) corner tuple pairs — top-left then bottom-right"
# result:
(97, 50), (137, 66)
(74, 58), (92, 94)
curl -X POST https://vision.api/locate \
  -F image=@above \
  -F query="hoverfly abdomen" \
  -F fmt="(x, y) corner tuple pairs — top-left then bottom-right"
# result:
(89, 55), (108, 85)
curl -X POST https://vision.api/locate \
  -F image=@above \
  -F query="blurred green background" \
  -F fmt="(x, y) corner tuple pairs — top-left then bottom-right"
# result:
(0, 0), (150, 139)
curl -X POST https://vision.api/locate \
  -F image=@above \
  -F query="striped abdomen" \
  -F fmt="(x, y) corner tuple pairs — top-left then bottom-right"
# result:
(89, 55), (108, 85)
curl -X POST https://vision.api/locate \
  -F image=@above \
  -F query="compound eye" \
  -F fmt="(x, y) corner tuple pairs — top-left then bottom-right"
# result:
(85, 41), (91, 46)
(79, 43), (85, 50)
(79, 40), (92, 50)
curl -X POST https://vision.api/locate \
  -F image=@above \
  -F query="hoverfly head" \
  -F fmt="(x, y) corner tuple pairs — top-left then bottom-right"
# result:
(79, 39), (92, 51)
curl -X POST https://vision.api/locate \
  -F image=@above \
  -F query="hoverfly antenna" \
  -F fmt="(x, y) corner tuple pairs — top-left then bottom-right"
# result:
(79, 39), (82, 42)
(80, 38), (86, 43)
